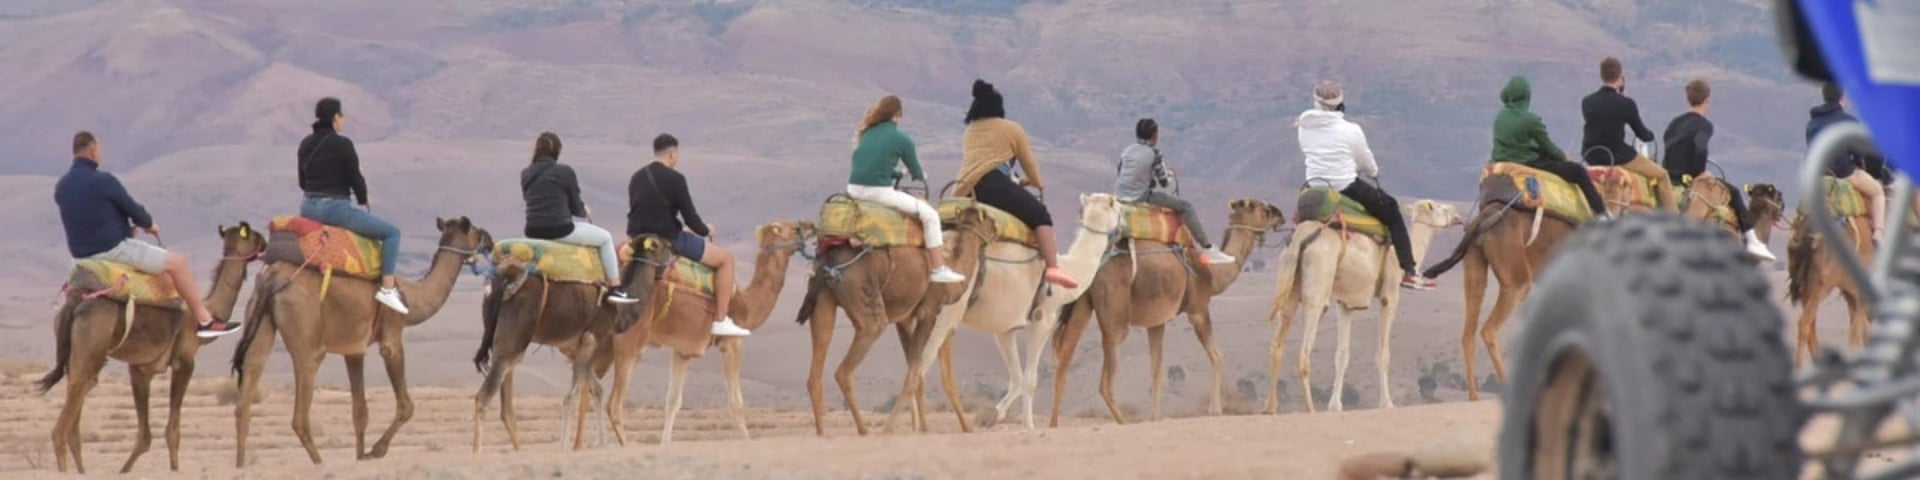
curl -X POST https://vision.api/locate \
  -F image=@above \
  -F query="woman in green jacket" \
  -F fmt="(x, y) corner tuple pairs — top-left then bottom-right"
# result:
(846, 95), (966, 283)
(1491, 75), (1610, 218)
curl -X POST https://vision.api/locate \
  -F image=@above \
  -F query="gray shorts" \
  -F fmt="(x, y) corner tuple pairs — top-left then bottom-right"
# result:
(84, 239), (169, 274)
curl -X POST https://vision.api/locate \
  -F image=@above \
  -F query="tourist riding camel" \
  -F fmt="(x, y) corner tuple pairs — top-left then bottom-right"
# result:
(1493, 75), (1610, 219)
(56, 131), (239, 337)
(1118, 118), (1232, 265)
(298, 97), (409, 314)
(626, 133), (751, 337)
(1580, 56), (1677, 211)
(1660, 79), (1777, 261)
(951, 79), (1078, 288)
(1297, 81), (1436, 290)
(846, 94), (965, 283)
(1807, 82), (1887, 242)
(520, 132), (638, 303)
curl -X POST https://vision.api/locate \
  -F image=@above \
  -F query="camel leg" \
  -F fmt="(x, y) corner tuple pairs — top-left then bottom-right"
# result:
(1297, 301), (1330, 414)
(165, 356), (193, 471)
(1796, 298), (1822, 369)
(1021, 307), (1061, 429)
(883, 322), (918, 434)
(1329, 308), (1353, 413)
(805, 293), (837, 437)
(603, 351), (631, 446)
(1267, 293), (1302, 415)
(1376, 295), (1400, 409)
(659, 354), (692, 445)
(1481, 284), (1528, 389)
(1097, 317), (1132, 425)
(568, 335), (600, 451)
(54, 351), (105, 474)
(1844, 289), (1870, 349)
(1461, 253), (1489, 401)
(837, 323), (887, 436)
(233, 318), (278, 468)
(938, 336), (972, 433)
(1189, 307), (1227, 416)
(991, 329), (1024, 427)
(1146, 325), (1167, 421)
(905, 304), (968, 433)
(367, 337), (413, 459)
(720, 337), (751, 440)
(344, 354), (370, 459)
(287, 345), (325, 464)
(502, 367), (524, 450)
(118, 367), (154, 474)
(1051, 298), (1095, 427)
(471, 342), (522, 453)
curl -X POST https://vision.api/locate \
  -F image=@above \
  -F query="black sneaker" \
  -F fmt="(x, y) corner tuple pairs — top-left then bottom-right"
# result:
(605, 289), (640, 305)
(197, 318), (242, 338)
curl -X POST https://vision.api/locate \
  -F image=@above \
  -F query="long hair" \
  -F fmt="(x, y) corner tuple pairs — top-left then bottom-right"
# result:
(533, 131), (562, 162)
(858, 96), (903, 138)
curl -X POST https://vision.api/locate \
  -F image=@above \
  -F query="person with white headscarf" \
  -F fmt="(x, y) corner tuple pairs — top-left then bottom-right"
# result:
(1297, 81), (1437, 290)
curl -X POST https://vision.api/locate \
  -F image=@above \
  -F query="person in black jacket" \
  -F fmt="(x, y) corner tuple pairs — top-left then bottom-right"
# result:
(55, 132), (239, 337)
(625, 134), (749, 337)
(1661, 79), (1775, 261)
(1580, 57), (1677, 211)
(1807, 83), (1888, 241)
(521, 132), (636, 304)
(297, 97), (409, 314)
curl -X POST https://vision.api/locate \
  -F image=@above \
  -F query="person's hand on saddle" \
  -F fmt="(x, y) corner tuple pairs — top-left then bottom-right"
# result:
(143, 223), (160, 237)
(704, 224), (718, 240)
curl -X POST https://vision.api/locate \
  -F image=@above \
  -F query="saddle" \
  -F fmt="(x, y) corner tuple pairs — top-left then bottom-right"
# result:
(816, 195), (925, 248)
(616, 242), (717, 297)
(1293, 187), (1388, 241)
(492, 239), (610, 284)
(1800, 175), (1869, 219)
(937, 198), (1037, 247)
(1479, 163), (1598, 224)
(1585, 166), (1659, 211)
(1678, 175), (1741, 231)
(69, 259), (181, 305)
(1117, 202), (1193, 245)
(265, 215), (385, 279)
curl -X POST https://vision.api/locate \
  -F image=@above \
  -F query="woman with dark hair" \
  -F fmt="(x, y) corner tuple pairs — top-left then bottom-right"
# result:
(847, 95), (966, 283)
(951, 80), (1078, 288)
(297, 97), (410, 314)
(520, 132), (637, 303)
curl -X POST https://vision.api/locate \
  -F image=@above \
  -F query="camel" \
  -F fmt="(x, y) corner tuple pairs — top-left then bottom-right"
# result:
(230, 217), (493, 467)
(36, 223), (266, 474)
(797, 207), (1000, 436)
(1049, 198), (1286, 426)
(885, 192), (1123, 432)
(1745, 183), (1788, 244)
(595, 220), (817, 445)
(1264, 199), (1462, 414)
(1679, 178), (1786, 245)
(1788, 208), (1876, 367)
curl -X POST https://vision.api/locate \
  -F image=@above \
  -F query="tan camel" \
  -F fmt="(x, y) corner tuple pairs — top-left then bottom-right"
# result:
(37, 223), (265, 474)
(1265, 199), (1462, 414)
(1745, 183), (1787, 244)
(1788, 211), (1876, 367)
(798, 208), (1000, 436)
(594, 220), (816, 445)
(1589, 166), (1661, 215)
(230, 217), (493, 466)
(1049, 199), (1285, 426)
(885, 192), (1124, 432)
(1679, 178), (1786, 244)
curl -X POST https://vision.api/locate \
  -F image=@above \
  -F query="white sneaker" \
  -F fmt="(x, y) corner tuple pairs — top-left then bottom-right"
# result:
(1744, 231), (1777, 262)
(1199, 246), (1235, 265)
(711, 316), (751, 337)
(929, 266), (966, 283)
(374, 287), (410, 315)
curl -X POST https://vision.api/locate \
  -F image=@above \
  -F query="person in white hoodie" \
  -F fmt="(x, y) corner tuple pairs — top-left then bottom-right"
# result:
(1297, 81), (1438, 290)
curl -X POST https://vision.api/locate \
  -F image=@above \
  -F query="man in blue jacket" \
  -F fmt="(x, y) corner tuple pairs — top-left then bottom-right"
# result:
(54, 131), (239, 337)
(1807, 83), (1888, 241)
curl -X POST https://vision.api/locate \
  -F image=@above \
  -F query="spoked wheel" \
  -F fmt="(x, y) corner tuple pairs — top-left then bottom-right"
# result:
(1498, 214), (1807, 480)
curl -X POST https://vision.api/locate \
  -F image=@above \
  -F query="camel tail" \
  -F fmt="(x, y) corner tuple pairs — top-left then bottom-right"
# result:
(474, 263), (522, 375)
(795, 266), (828, 325)
(1786, 215), (1816, 305)
(35, 292), (83, 394)
(1422, 202), (1509, 279)
(230, 272), (283, 376)
(1051, 300), (1081, 353)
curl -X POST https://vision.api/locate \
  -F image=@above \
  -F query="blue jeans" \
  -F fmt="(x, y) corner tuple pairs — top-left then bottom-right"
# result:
(300, 197), (401, 276)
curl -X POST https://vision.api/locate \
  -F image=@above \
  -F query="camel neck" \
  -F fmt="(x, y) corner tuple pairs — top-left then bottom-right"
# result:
(1408, 222), (1439, 269)
(205, 255), (254, 320)
(1206, 225), (1260, 294)
(1054, 219), (1111, 295)
(733, 245), (798, 327)
(396, 244), (470, 325)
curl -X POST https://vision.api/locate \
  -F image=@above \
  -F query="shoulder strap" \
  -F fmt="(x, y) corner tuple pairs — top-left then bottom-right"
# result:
(298, 133), (335, 178)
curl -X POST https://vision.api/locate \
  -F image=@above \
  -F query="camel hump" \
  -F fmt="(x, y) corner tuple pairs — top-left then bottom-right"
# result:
(936, 198), (1037, 247)
(1116, 201), (1195, 245)
(1481, 163), (1596, 224)
(1293, 186), (1388, 241)
(265, 214), (385, 279)
(492, 238), (604, 283)
(817, 194), (925, 248)
(70, 259), (180, 303)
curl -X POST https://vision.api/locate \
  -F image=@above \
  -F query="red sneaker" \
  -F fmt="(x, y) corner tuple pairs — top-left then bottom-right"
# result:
(1043, 267), (1080, 289)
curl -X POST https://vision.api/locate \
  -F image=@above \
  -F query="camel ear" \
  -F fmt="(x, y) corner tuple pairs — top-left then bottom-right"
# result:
(458, 216), (472, 228)
(436, 217), (448, 230)
(217, 225), (229, 237)
(1743, 183), (1752, 194)
(770, 224), (786, 237)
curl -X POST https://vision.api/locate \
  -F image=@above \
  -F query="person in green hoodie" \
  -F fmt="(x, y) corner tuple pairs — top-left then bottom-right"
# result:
(845, 95), (966, 283)
(1490, 75), (1609, 218)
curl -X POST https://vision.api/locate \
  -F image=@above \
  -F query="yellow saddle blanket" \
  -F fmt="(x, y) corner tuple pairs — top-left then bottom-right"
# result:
(1806, 176), (1869, 219)
(1293, 187), (1388, 240)
(1118, 203), (1193, 245)
(71, 259), (179, 304)
(937, 198), (1036, 247)
(266, 215), (385, 279)
(816, 195), (924, 248)
(1586, 166), (1658, 211)
(614, 242), (716, 297)
(1481, 163), (1597, 224)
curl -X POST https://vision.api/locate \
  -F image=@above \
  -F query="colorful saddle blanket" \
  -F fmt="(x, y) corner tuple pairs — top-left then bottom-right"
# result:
(265, 215), (384, 279)
(1679, 176), (1740, 231)
(492, 238), (607, 284)
(1586, 166), (1658, 211)
(615, 242), (717, 297)
(816, 195), (924, 248)
(1118, 202), (1193, 245)
(1810, 176), (1869, 219)
(70, 259), (179, 304)
(937, 198), (1036, 247)
(1293, 187), (1388, 240)
(1481, 163), (1598, 224)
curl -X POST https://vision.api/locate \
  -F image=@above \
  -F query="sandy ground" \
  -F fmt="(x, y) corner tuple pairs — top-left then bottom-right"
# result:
(0, 233), (1868, 479)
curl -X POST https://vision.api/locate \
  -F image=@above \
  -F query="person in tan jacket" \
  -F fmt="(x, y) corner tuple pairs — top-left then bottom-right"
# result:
(950, 79), (1078, 288)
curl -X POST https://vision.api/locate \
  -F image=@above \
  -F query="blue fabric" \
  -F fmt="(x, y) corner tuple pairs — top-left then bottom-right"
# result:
(301, 196), (401, 276)
(671, 230), (707, 261)
(54, 158), (153, 258)
(1796, 0), (1920, 171)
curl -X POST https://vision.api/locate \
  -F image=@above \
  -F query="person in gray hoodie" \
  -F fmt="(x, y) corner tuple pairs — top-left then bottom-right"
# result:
(1116, 118), (1233, 264)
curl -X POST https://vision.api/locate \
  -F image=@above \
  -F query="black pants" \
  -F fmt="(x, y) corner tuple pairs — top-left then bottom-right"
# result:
(1530, 159), (1609, 216)
(1339, 179), (1417, 273)
(973, 168), (1053, 228)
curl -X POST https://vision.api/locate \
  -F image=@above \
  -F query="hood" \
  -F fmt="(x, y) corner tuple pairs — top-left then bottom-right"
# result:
(1295, 109), (1345, 129)
(1810, 102), (1845, 119)
(1500, 76), (1532, 110)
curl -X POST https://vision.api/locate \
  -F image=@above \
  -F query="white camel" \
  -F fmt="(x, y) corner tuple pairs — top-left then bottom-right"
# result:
(1265, 198), (1462, 413)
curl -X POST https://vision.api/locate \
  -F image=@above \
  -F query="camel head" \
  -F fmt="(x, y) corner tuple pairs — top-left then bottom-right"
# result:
(613, 234), (677, 333)
(434, 216), (496, 269)
(1227, 198), (1286, 231)
(1745, 183), (1785, 223)
(1407, 200), (1464, 228)
(755, 220), (818, 255)
(217, 221), (267, 261)
(1077, 193), (1123, 235)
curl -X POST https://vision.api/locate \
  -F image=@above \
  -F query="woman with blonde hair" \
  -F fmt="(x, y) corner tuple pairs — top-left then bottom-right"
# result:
(846, 95), (965, 283)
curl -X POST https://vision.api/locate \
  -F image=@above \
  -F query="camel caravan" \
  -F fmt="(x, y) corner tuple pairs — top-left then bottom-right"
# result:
(31, 66), (1891, 473)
